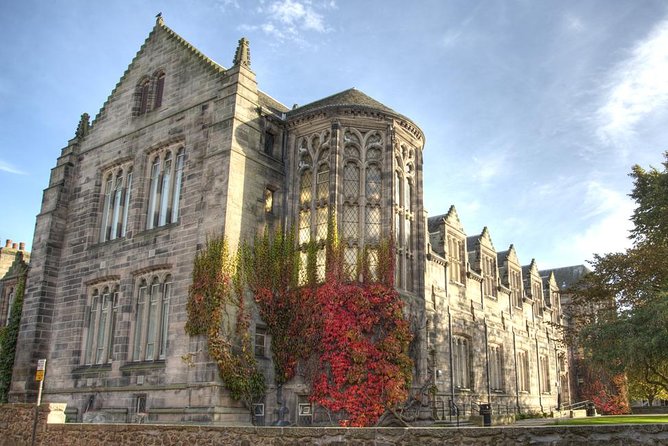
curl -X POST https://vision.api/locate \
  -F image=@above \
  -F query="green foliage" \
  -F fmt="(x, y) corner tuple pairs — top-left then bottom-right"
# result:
(569, 152), (668, 398)
(0, 270), (27, 402)
(239, 229), (318, 385)
(186, 235), (265, 405)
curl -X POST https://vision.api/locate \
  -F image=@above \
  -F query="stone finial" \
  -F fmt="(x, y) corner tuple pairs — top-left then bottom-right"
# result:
(76, 113), (90, 139)
(156, 12), (164, 25)
(232, 37), (251, 68)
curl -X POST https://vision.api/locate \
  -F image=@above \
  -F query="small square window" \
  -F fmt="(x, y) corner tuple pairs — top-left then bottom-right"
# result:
(255, 329), (267, 357)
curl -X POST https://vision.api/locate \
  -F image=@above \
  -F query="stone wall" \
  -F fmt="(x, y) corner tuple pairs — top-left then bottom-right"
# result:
(2, 404), (668, 446)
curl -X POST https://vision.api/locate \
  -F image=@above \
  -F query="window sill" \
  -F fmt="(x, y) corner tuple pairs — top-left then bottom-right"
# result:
(120, 360), (166, 372)
(72, 363), (112, 377)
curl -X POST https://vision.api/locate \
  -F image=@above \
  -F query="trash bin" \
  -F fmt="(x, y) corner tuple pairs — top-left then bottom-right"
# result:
(586, 403), (596, 417)
(479, 403), (492, 426)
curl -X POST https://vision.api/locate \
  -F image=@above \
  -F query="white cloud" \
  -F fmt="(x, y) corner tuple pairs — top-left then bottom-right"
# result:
(556, 183), (634, 264)
(596, 19), (668, 148)
(246, 0), (330, 42)
(471, 150), (509, 185)
(0, 160), (25, 175)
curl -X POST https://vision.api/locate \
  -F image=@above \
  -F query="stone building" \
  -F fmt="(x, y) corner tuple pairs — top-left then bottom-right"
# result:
(0, 240), (30, 327)
(10, 18), (568, 423)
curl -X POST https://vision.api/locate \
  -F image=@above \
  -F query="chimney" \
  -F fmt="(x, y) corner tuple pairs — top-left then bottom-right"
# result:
(12, 243), (18, 250)
(19, 242), (25, 251)
(5, 239), (11, 248)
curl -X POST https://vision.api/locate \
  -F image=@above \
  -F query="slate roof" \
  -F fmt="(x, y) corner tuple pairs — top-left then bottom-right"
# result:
(288, 88), (397, 117)
(258, 91), (289, 114)
(539, 265), (591, 291)
(427, 214), (447, 233)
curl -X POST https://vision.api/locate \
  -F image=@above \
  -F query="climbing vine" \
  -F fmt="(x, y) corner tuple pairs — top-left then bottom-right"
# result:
(240, 230), (319, 384)
(0, 266), (28, 402)
(309, 236), (412, 427)
(186, 236), (265, 405)
(187, 219), (413, 427)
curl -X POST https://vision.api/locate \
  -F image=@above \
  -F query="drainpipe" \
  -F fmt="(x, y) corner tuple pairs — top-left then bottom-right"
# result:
(512, 330), (520, 413)
(484, 318), (491, 405)
(448, 307), (455, 403)
(535, 336), (543, 413)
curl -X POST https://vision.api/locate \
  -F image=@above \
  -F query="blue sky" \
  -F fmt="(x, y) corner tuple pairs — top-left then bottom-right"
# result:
(1, 0), (667, 269)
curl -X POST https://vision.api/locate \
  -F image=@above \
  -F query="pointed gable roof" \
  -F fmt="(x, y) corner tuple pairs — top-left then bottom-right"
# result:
(427, 205), (464, 234)
(479, 226), (495, 252)
(497, 243), (520, 266)
(92, 16), (227, 125)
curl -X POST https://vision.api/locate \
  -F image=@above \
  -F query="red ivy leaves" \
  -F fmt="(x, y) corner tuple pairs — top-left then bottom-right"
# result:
(309, 279), (413, 427)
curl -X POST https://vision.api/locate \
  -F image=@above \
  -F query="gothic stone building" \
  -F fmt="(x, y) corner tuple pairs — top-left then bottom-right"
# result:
(10, 18), (568, 423)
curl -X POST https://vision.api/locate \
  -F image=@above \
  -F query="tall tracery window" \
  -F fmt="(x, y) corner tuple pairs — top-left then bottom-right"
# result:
(296, 144), (330, 280)
(482, 254), (497, 298)
(132, 274), (171, 361)
(84, 284), (119, 365)
(453, 335), (471, 389)
(146, 147), (185, 230)
(489, 345), (504, 391)
(532, 281), (543, 317)
(510, 269), (522, 307)
(517, 350), (530, 392)
(100, 167), (133, 242)
(539, 355), (551, 393)
(3, 286), (15, 326)
(447, 235), (464, 283)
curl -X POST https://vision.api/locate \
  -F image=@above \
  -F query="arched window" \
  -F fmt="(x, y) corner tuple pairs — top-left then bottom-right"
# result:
(146, 148), (185, 230)
(100, 167), (133, 242)
(83, 284), (119, 365)
(154, 72), (165, 109)
(453, 336), (471, 389)
(138, 79), (150, 115)
(147, 156), (160, 230)
(132, 274), (171, 361)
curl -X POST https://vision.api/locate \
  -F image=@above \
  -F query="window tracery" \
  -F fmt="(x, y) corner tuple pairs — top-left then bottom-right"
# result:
(132, 273), (171, 362)
(146, 146), (184, 230)
(100, 165), (133, 242)
(83, 283), (119, 365)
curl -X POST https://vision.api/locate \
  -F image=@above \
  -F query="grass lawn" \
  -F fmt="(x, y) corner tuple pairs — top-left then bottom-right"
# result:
(556, 415), (668, 425)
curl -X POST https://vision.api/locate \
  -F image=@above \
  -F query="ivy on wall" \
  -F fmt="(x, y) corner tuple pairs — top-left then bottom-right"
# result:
(187, 218), (413, 427)
(186, 236), (265, 405)
(0, 266), (28, 402)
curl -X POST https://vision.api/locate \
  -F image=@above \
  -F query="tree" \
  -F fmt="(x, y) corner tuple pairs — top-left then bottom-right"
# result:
(569, 152), (668, 402)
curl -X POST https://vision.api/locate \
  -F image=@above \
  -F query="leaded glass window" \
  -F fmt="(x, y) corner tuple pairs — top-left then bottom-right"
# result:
(300, 170), (312, 206)
(365, 165), (381, 203)
(343, 204), (358, 241)
(344, 164), (360, 200)
(365, 206), (380, 242)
